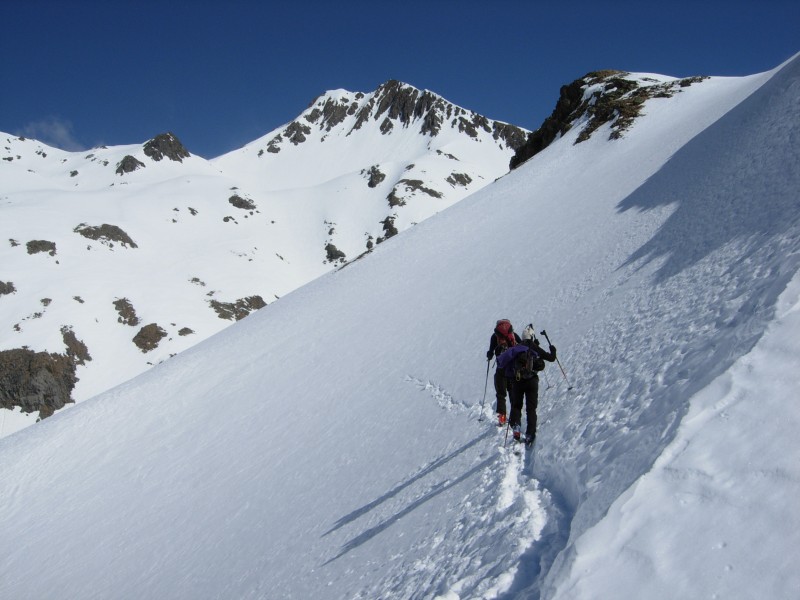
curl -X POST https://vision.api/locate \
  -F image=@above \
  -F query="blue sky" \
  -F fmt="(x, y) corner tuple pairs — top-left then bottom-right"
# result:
(2, 0), (797, 158)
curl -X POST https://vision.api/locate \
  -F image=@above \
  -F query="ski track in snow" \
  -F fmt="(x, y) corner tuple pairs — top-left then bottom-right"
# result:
(350, 428), (550, 600)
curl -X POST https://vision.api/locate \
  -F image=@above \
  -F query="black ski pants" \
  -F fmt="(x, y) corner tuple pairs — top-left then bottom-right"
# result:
(509, 375), (539, 437)
(493, 369), (513, 415)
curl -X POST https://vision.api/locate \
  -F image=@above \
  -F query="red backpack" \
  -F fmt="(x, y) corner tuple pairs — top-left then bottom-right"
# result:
(494, 319), (517, 350)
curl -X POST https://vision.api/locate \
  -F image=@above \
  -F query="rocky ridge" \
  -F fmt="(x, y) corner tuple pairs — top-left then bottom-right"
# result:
(510, 70), (710, 168)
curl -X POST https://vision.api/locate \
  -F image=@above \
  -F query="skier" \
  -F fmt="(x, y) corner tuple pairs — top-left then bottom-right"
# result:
(486, 319), (521, 426)
(497, 325), (556, 446)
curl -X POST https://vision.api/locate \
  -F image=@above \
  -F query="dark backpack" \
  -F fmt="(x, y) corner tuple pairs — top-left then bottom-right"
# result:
(515, 347), (545, 380)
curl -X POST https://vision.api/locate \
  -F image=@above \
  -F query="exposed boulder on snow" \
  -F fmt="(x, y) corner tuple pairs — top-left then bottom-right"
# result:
(143, 132), (190, 162)
(446, 172), (472, 187)
(364, 165), (386, 188)
(116, 155), (145, 175)
(325, 243), (346, 264)
(510, 71), (710, 169)
(387, 179), (443, 207)
(209, 296), (266, 321)
(61, 326), (91, 366)
(113, 298), (140, 326)
(132, 323), (167, 352)
(26, 240), (56, 256)
(0, 281), (15, 296)
(74, 223), (138, 248)
(0, 348), (76, 420)
(228, 194), (256, 210)
(376, 216), (398, 243)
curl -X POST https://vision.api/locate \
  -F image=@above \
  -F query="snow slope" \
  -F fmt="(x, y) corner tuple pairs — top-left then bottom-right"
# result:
(1, 55), (798, 599)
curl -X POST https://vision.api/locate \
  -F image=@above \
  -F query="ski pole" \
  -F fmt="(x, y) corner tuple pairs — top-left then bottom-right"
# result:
(478, 358), (492, 421)
(540, 329), (573, 390)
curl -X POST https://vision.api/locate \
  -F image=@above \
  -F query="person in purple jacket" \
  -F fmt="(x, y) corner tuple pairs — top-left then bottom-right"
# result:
(497, 324), (556, 446)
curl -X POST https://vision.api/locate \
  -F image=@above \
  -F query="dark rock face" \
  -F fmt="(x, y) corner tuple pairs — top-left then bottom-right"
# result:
(26, 240), (57, 256)
(387, 179), (443, 207)
(116, 155), (146, 175)
(75, 224), (138, 248)
(377, 216), (398, 243)
(510, 71), (710, 169)
(352, 80), (444, 135)
(0, 281), (16, 296)
(61, 326), (91, 366)
(143, 132), (190, 162)
(446, 172), (472, 187)
(228, 194), (257, 210)
(305, 95), (358, 131)
(364, 165), (386, 188)
(346, 80), (528, 145)
(325, 243), (346, 264)
(284, 122), (312, 145)
(509, 76), (588, 169)
(114, 298), (140, 326)
(209, 296), (267, 321)
(132, 323), (167, 352)
(0, 348), (76, 419)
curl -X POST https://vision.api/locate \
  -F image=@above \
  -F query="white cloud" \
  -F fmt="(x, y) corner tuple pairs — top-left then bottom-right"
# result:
(19, 116), (85, 151)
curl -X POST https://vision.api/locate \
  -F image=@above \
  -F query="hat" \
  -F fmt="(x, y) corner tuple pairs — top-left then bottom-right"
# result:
(522, 325), (535, 341)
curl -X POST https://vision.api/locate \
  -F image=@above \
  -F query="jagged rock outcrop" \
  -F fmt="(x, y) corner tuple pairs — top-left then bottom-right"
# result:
(75, 223), (138, 248)
(0, 281), (15, 296)
(305, 93), (362, 131)
(510, 71), (710, 169)
(229, 194), (257, 210)
(209, 296), (267, 321)
(387, 179), (443, 207)
(0, 348), (77, 419)
(61, 326), (91, 366)
(325, 243), (346, 264)
(364, 165), (386, 188)
(377, 216), (398, 243)
(113, 298), (140, 326)
(116, 155), (146, 175)
(264, 80), (528, 154)
(26, 240), (57, 256)
(143, 132), (190, 162)
(446, 172), (472, 187)
(132, 323), (167, 352)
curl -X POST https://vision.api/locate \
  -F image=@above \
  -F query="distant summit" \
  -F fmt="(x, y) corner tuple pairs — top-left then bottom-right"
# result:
(253, 80), (528, 156)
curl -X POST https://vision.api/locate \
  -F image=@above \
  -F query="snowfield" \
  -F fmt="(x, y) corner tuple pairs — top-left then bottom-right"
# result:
(1, 54), (798, 599)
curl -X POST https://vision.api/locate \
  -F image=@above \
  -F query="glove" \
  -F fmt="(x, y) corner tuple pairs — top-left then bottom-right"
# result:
(486, 349), (493, 360)
(549, 345), (557, 356)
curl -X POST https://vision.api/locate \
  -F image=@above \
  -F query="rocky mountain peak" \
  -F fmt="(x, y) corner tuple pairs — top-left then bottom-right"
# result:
(143, 132), (191, 162)
(256, 81), (528, 157)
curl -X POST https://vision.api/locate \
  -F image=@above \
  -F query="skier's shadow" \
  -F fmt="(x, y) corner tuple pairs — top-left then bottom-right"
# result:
(322, 429), (493, 563)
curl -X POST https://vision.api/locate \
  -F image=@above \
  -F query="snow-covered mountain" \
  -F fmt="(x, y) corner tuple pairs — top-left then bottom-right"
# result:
(1, 54), (798, 600)
(0, 81), (527, 436)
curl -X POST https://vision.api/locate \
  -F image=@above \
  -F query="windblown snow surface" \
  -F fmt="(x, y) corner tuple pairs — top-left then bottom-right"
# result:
(1, 55), (798, 599)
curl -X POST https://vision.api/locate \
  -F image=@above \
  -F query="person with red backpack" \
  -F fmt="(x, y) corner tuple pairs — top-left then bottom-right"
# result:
(486, 319), (521, 426)
(497, 324), (556, 446)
